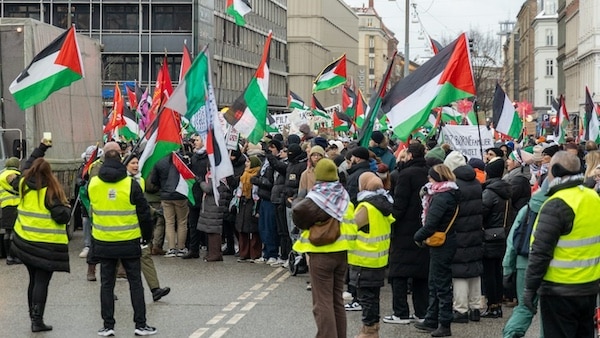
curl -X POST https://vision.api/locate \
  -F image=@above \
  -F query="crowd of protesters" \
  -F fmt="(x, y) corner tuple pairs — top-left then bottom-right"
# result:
(3, 124), (600, 338)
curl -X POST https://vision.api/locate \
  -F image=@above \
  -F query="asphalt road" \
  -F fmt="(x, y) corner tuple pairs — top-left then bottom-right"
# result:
(0, 231), (541, 337)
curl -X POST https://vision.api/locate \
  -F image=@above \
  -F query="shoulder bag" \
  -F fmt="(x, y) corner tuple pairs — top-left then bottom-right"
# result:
(309, 217), (341, 246)
(483, 200), (509, 242)
(424, 206), (460, 247)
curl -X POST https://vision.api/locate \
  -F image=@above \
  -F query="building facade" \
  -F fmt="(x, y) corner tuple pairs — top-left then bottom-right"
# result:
(287, 0), (358, 108)
(517, 0), (537, 104)
(0, 0), (288, 110)
(532, 0), (558, 118)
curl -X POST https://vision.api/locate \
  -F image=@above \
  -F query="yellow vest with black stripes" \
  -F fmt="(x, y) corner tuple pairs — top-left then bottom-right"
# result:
(88, 176), (141, 242)
(0, 168), (20, 207)
(293, 203), (356, 253)
(533, 185), (600, 284)
(13, 180), (68, 244)
(348, 201), (394, 268)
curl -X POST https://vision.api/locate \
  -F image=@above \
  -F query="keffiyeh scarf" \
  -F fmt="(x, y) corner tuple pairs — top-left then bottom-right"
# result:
(420, 181), (459, 225)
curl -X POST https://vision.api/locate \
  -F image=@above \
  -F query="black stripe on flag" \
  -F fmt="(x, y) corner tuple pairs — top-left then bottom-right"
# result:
(16, 28), (70, 83)
(492, 83), (507, 127)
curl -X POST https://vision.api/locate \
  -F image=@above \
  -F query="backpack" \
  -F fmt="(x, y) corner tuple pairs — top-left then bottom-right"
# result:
(512, 205), (538, 257)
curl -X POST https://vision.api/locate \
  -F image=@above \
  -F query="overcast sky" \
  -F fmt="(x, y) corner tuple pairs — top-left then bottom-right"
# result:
(344, 0), (527, 61)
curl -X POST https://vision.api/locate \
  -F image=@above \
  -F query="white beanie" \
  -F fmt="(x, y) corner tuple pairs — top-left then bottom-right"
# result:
(444, 150), (466, 172)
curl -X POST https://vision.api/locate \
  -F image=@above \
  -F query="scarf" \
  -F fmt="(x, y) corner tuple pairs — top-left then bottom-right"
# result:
(240, 167), (260, 198)
(420, 181), (459, 225)
(306, 182), (350, 221)
(357, 189), (393, 204)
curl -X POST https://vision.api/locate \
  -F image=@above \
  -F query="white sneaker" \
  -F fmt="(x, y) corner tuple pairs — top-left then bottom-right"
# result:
(176, 248), (188, 257)
(342, 291), (353, 300)
(98, 327), (115, 336)
(164, 249), (177, 258)
(79, 247), (89, 258)
(134, 325), (157, 336)
(382, 314), (411, 324)
(410, 314), (425, 323)
(266, 257), (278, 265)
(253, 257), (267, 263)
(269, 258), (286, 267)
(282, 260), (290, 269)
(344, 301), (362, 311)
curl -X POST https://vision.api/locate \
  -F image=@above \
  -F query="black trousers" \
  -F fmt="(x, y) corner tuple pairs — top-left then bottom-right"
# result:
(187, 206), (206, 253)
(482, 257), (503, 305)
(424, 245), (456, 327)
(100, 257), (146, 329)
(389, 276), (428, 319)
(26, 264), (53, 306)
(275, 203), (290, 260)
(357, 286), (381, 326)
(540, 294), (596, 338)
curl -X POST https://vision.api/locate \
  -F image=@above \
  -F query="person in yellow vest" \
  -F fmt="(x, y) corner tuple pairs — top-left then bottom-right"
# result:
(523, 151), (600, 337)
(88, 145), (156, 337)
(292, 158), (356, 338)
(413, 164), (460, 337)
(349, 172), (394, 338)
(11, 152), (71, 332)
(1, 157), (23, 265)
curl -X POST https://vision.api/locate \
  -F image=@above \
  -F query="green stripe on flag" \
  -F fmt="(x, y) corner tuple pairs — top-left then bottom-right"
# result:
(12, 69), (82, 110)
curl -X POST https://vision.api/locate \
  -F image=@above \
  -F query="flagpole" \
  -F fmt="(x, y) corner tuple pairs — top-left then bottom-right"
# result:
(473, 98), (484, 159)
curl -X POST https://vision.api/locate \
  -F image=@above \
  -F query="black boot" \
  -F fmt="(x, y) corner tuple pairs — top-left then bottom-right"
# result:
(31, 303), (52, 332)
(468, 309), (480, 322)
(431, 325), (451, 337)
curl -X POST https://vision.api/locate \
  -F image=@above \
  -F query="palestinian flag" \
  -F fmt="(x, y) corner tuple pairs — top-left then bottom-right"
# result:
(429, 36), (444, 55)
(381, 33), (475, 141)
(164, 47), (234, 202)
(313, 54), (347, 92)
(9, 26), (84, 110)
(288, 91), (309, 110)
(267, 114), (279, 133)
(179, 43), (192, 82)
(224, 31), (272, 144)
(227, 0), (252, 26)
(334, 110), (352, 132)
(126, 83), (138, 111)
(311, 95), (330, 119)
(585, 86), (600, 143)
(441, 107), (462, 125)
(354, 89), (368, 128)
(342, 85), (357, 120)
(172, 152), (196, 205)
(555, 95), (569, 144)
(492, 83), (522, 139)
(139, 109), (182, 179)
(119, 107), (141, 141)
(465, 111), (478, 125)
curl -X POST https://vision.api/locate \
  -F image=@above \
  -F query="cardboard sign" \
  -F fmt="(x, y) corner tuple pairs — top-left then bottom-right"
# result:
(440, 125), (494, 160)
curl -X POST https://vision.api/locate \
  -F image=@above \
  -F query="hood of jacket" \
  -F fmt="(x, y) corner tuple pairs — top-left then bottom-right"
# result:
(453, 164), (476, 182)
(504, 165), (532, 182)
(347, 160), (371, 175)
(483, 177), (512, 200)
(98, 158), (128, 183)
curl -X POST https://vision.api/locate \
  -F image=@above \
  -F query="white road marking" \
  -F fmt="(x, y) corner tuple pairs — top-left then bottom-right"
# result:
(206, 313), (226, 325)
(266, 283), (279, 291)
(262, 269), (282, 282)
(209, 327), (229, 338)
(189, 327), (209, 338)
(276, 271), (291, 282)
(249, 283), (263, 290)
(222, 302), (239, 311)
(254, 291), (269, 300)
(237, 291), (252, 300)
(241, 302), (256, 311)
(226, 313), (246, 325)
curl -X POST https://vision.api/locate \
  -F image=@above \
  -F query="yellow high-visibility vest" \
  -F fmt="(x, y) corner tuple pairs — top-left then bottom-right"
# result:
(293, 203), (356, 253)
(88, 176), (141, 242)
(0, 169), (20, 207)
(348, 201), (394, 268)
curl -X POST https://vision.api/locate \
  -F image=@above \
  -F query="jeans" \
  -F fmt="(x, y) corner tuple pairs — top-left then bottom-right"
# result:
(309, 251), (347, 338)
(424, 244), (456, 327)
(452, 277), (481, 314)
(275, 203), (291, 259)
(26, 265), (53, 306)
(100, 257), (146, 329)
(389, 277), (428, 319)
(258, 200), (279, 259)
(82, 216), (91, 248)
(162, 199), (189, 250)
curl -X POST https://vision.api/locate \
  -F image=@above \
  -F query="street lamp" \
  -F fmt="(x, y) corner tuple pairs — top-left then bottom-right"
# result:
(404, 0), (410, 77)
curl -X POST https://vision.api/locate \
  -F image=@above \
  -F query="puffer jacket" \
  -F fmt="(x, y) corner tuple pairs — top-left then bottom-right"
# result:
(266, 153), (288, 204)
(284, 152), (308, 207)
(481, 177), (512, 259)
(369, 146), (396, 174)
(388, 157), (430, 279)
(346, 161), (372, 205)
(197, 179), (232, 234)
(503, 165), (532, 212)
(450, 165), (484, 278)
(251, 161), (274, 201)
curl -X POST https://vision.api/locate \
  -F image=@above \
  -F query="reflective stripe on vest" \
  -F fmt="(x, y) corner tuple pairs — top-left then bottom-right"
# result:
(0, 169), (20, 207)
(293, 204), (357, 254)
(13, 182), (68, 245)
(534, 185), (600, 284)
(348, 201), (394, 268)
(89, 176), (141, 242)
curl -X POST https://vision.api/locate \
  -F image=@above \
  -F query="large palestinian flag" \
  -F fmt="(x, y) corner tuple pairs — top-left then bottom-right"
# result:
(313, 54), (347, 93)
(9, 26), (84, 110)
(226, 0), (252, 26)
(224, 31), (272, 144)
(381, 33), (475, 141)
(492, 83), (522, 139)
(585, 86), (600, 143)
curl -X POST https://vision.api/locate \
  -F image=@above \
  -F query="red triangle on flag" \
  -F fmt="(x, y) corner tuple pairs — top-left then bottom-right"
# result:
(55, 27), (83, 76)
(333, 54), (346, 78)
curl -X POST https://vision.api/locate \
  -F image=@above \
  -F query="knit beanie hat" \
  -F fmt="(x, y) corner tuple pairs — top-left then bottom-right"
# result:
(249, 156), (262, 169)
(468, 157), (485, 171)
(287, 144), (303, 161)
(531, 145), (543, 162)
(5, 157), (20, 169)
(425, 146), (446, 162)
(542, 144), (560, 157)
(371, 131), (385, 145)
(287, 134), (301, 145)
(485, 157), (505, 179)
(352, 146), (370, 161)
(310, 145), (325, 157)
(486, 147), (504, 158)
(508, 148), (524, 166)
(444, 151), (466, 172)
(358, 172), (383, 191)
(268, 139), (283, 151)
(313, 136), (328, 150)
(314, 159), (339, 182)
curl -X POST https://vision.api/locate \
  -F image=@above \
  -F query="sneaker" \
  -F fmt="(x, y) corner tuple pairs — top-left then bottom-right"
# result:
(282, 260), (289, 269)
(164, 249), (177, 258)
(410, 314), (425, 323)
(269, 258), (286, 267)
(176, 248), (188, 257)
(266, 257), (278, 265)
(237, 258), (250, 263)
(151, 287), (171, 302)
(134, 325), (157, 336)
(79, 247), (89, 258)
(98, 327), (115, 336)
(344, 301), (362, 311)
(306, 281), (312, 291)
(342, 291), (353, 300)
(253, 257), (267, 264)
(382, 314), (411, 324)
(414, 321), (437, 332)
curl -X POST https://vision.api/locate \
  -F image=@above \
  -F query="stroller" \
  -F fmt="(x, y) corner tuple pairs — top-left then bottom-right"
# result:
(287, 250), (308, 276)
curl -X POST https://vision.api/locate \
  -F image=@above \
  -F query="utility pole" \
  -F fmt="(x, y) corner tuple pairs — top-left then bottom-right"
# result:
(404, 0), (410, 77)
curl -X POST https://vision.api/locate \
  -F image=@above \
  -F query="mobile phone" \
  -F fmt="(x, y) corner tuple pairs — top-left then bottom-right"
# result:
(43, 132), (52, 141)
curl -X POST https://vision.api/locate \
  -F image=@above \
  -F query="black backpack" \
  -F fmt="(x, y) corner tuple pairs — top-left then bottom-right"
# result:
(512, 205), (538, 257)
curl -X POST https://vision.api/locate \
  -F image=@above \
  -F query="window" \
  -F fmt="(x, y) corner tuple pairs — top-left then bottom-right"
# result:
(103, 5), (139, 31)
(150, 55), (182, 82)
(369, 36), (375, 53)
(103, 55), (139, 82)
(5, 4), (41, 21)
(152, 5), (192, 31)
(546, 29), (554, 46)
(52, 4), (97, 30)
(546, 59), (554, 76)
(545, 89), (554, 106)
(369, 56), (375, 69)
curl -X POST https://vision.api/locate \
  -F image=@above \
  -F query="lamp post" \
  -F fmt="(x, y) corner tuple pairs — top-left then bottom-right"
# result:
(404, 0), (410, 77)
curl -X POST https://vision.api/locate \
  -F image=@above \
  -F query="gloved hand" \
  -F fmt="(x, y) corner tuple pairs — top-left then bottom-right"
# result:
(502, 274), (515, 290)
(522, 288), (537, 314)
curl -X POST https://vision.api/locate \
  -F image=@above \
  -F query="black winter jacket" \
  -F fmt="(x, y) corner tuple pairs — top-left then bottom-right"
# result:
(504, 167), (531, 213)
(197, 179), (232, 234)
(346, 161), (372, 205)
(151, 154), (188, 201)
(525, 179), (599, 297)
(266, 154), (288, 204)
(388, 157), (430, 279)
(414, 189), (460, 242)
(450, 165), (484, 278)
(89, 158), (153, 259)
(284, 153), (308, 207)
(481, 177), (512, 259)
(251, 161), (274, 201)
(190, 150), (209, 207)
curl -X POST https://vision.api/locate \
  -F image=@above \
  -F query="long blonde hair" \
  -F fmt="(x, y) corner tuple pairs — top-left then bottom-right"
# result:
(431, 164), (456, 182)
(585, 150), (600, 178)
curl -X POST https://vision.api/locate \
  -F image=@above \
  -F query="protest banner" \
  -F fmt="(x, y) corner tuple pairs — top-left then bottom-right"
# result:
(441, 125), (494, 160)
